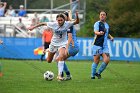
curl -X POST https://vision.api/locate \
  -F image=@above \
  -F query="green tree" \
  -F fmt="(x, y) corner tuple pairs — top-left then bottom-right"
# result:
(108, 0), (140, 38)
(77, 0), (109, 37)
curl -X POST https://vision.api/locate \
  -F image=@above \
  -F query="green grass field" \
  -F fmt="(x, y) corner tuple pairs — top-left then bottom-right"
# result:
(0, 59), (140, 93)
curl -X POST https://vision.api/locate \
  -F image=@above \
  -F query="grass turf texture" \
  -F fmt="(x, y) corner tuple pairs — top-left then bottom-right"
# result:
(0, 59), (140, 93)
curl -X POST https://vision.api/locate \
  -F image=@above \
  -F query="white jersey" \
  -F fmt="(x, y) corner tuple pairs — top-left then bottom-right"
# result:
(47, 21), (74, 46)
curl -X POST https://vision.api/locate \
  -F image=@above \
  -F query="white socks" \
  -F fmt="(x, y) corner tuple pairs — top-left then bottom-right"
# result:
(58, 61), (64, 76)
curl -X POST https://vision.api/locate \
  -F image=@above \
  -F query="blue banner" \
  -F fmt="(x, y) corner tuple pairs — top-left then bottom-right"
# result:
(0, 37), (140, 61)
(69, 37), (140, 61)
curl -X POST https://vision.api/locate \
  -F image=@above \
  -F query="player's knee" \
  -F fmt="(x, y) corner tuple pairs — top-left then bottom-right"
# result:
(105, 53), (110, 57)
(46, 58), (52, 63)
(103, 58), (110, 63)
(57, 54), (65, 61)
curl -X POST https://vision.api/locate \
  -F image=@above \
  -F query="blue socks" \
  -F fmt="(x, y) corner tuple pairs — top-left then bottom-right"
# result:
(91, 62), (108, 77)
(91, 62), (98, 77)
(97, 62), (107, 74)
(63, 62), (70, 76)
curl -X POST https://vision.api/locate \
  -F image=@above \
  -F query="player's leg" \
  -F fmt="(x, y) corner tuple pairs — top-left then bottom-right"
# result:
(64, 45), (79, 80)
(63, 45), (79, 74)
(96, 53), (110, 78)
(53, 50), (69, 79)
(41, 42), (50, 61)
(91, 55), (100, 79)
(68, 44), (79, 57)
(96, 47), (110, 79)
(46, 44), (56, 63)
(63, 62), (72, 80)
(41, 45), (45, 61)
(57, 46), (66, 81)
(40, 54), (45, 61)
(46, 51), (55, 63)
(91, 45), (101, 79)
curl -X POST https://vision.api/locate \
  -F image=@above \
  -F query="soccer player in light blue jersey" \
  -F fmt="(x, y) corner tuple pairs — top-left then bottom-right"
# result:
(91, 11), (114, 79)
(60, 11), (79, 80)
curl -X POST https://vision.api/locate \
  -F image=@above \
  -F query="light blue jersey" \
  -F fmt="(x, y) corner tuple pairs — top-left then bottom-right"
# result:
(68, 26), (79, 56)
(92, 21), (110, 55)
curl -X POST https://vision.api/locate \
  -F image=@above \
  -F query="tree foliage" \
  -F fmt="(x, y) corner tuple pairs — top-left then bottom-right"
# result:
(108, 0), (140, 38)
(2, 0), (140, 38)
(78, 0), (140, 38)
(77, 0), (109, 37)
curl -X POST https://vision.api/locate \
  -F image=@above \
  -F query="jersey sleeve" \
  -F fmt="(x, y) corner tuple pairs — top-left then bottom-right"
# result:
(47, 22), (55, 28)
(66, 21), (74, 29)
(94, 22), (99, 32)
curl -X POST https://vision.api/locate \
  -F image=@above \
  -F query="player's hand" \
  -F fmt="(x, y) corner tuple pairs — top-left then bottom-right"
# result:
(75, 11), (79, 16)
(0, 40), (3, 44)
(100, 31), (104, 35)
(72, 44), (74, 47)
(110, 38), (114, 42)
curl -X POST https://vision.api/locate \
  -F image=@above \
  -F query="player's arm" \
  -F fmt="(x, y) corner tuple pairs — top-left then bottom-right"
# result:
(108, 34), (114, 41)
(66, 33), (74, 55)
(94, 31), (104, 35)
(68, 10), (79, 25)
(66, 30), (73, 49)
(73, 12), (80, 25)
(66, 27), (74, 54)
(28, 22), (47, 31)
(68, 26), (74, 47)
(67, 33), (74, 47)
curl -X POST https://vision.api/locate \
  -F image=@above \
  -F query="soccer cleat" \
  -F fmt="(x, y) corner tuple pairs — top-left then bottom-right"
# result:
(91, 77), (95, 79)
(64, 75), (72, 81)
(95, 73), (101, 79)
(57, 75), (65, 81)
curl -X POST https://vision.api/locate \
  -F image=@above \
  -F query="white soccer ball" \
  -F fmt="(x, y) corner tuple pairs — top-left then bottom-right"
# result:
(44, 71), (54, 81)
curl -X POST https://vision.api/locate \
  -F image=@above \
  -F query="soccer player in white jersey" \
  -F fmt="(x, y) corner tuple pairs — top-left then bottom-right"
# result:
(28, 12), (79, 81)
(55, 11), (79, 80)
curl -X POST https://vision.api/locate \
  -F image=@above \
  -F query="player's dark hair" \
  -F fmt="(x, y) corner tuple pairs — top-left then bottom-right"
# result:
(56, 13), (65, 20)
(63, 11), (69, 17)
(99, 10), (107, 16)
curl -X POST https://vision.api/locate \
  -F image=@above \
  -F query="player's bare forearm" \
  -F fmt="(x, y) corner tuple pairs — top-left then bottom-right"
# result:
(108, 34), (113, 39)
(28, 23), (47, 31)
(108, 34), (114, 41)
(34, 23), (47, 29)
(68, 33), (74, 47)
(74, 12), (79, 25)
(94, 31), (104, 35)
